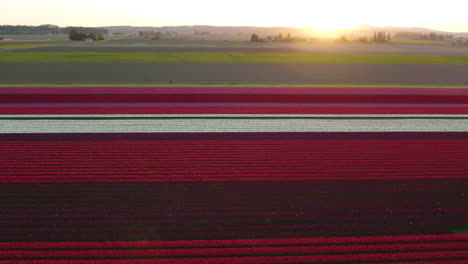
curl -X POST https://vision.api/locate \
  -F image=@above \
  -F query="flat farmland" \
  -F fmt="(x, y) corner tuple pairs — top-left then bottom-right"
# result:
(0, 40), (70, 51)
(14, 46), (313, 53)
(3, 52), (468, 64)
(0, 34), (68, 41)
(3, 7), (468, 261)
(1, 85), (468, 262)
(1, 39), (468, 85)
(11, 40), (468, 56)
(1, 62), (468, 84)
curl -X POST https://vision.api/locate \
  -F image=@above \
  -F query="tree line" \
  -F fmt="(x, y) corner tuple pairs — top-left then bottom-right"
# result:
(251, 33), (299, 42)
(420, 33), (450, 41)
(339, 31), (391, 43)
(69, 29), (105, 41)
(394, 32), (453, 41)
(138, 31), (161, 40)
(0, 25), (108, 35)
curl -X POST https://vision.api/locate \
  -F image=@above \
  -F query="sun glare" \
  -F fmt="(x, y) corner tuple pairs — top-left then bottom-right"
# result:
(2, 0), (468, 33)
(285, 3), (362, 37)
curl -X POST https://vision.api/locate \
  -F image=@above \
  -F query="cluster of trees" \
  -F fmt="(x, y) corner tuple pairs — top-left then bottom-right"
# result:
(250, 34), (261, 42)
(251, 33), (295, 42)
(0, 25), (108, 35)
(394, 32), (453, 41)
(372, 32), (391, 43)
(69, 29), (104, 41)
(138, 31), (161, 40)
(339, 31), (391, 43)
(63, 27), (108, 35)
(420, 33), (453, 41)
(194, 31), (210, 35)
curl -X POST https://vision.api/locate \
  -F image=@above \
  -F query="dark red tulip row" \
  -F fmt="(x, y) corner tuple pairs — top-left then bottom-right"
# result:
(2, 87), (468, 114)
(2, 235), (468, 262)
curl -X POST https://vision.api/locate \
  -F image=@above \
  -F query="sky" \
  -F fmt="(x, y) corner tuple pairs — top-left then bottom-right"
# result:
(2, 0), (468, 32)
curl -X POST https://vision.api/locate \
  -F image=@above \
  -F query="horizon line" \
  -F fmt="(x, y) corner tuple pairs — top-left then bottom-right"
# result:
(3, 23), (468, 34)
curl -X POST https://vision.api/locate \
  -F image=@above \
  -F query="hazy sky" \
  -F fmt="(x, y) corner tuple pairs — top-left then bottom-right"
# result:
(2, 0), (468, 32)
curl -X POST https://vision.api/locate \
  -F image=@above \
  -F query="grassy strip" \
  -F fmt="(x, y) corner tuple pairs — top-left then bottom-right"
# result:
(1, 52), (468, 64)
(0, 44), (59, 50)
(1, 83), (468, 88)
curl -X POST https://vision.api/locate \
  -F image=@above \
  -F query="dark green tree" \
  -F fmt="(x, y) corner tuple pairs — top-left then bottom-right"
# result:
(250, 34), (259, 42)
(88, 32), (97, 40)
(96, 32), (105, 40)
(69, 29), (87, 41)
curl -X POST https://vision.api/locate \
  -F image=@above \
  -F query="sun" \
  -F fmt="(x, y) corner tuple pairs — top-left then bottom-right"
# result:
(304, 22), (354, 38)
(289, 8), (359, 37)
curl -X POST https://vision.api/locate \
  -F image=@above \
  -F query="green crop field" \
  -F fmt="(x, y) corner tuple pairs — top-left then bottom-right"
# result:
(0, 43), (59, 50)
(0, 34), (68, 41)
(1, 52), (468, 65)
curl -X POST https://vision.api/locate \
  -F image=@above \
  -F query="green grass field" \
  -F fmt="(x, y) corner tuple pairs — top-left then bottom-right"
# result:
(1, 52), (468, 65)
(0, 43), (59, 50)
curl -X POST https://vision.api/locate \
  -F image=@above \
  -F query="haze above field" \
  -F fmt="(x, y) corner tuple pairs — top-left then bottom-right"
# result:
(3, 0), (468, 34)
(97, 25), (468, 39)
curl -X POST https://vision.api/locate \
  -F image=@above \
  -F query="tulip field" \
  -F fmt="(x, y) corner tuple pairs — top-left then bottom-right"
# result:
(1, 86), (468, 263)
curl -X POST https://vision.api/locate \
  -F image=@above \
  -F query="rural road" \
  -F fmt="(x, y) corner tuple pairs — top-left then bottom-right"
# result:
(1, 62), (468, 84)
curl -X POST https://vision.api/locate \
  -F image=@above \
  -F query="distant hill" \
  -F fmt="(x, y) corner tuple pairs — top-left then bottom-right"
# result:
(2, 24), (467, 38)
(102, 25), (468, 38)
(343, 24), (468, 38)
(103, 25), (314, 36)
(0, 25), (109, 35)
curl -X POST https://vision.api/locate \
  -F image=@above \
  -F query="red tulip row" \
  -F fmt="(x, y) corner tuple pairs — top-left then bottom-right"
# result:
(1, 235), (468, 263)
